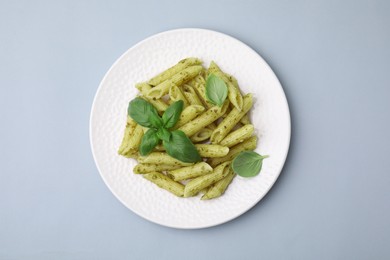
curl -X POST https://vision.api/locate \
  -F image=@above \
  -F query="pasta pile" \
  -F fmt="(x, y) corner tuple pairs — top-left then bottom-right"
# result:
(118, 58), (257, 200)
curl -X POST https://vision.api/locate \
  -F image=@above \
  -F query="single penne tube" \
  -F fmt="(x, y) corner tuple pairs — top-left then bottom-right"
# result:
(201, 168), (236, 200)
(224, 72), (239, 89)
(135, 83), (168, 112)
(118, 117), (137, 155)
(143, 172), (185, 197)
(240, 114), (251, 125)
(121, 124), (144, 156)
(225, 74), (243, 118)
(184, 161), (231, 197)
(220, 124), (254, 147)
(138, 152), (194, 166)
(123, 151), (139, 159)
(182, 84), (204, 106)
(174, 105), (205, 129)
(133, 163), (182, 174)
(178, 102), (229, 137)
(147, 80), (173, 100)
(210, 94), (253, 144)
(147, 58), (202, 86)
(190, 128), (213, 143)
(147, 65), (203, 99)
(195, 144), (229, 158)
(208, 61), (243, 111)
(209, 136), (257, 167)
(167, 162), (213, 181)
(189, 74), (212, 108)
(199, 188), (209, 194)
(169, 85), (189, 107)
(221, 104), (232, 118)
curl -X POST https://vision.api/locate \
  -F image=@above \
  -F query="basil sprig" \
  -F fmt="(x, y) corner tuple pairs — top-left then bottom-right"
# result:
(231, 151), (269, 177)
(205, 74), (228, 106)
(127, 98), (201, 163)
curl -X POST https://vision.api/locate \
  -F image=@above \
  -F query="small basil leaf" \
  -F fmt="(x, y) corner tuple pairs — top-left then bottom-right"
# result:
(205, 74), (228, 107)
(149, 112), (163, 128)
(163, 130), (201, 163)
(128, 97), (159, 128)
(231, 151), (269, 177)
(162, 100), (184, 129)
(157, 127), (171, 142)
(139, 129), (160, 156)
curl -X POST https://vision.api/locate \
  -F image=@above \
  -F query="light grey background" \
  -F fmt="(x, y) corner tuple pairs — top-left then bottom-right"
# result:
(1, 0), (389, 259)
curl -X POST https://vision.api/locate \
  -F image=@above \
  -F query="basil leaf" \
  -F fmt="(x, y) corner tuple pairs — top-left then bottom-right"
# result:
(139, 128), (160, 156)
(231, 151), (269, 177)
(149, 112), (163, 128)
(205, 74), (228, 107)
(157, 127), (171, 142)
(128, 97), (159, 127)
(162, 100), (184, 129)
(163, 130), (201, 163)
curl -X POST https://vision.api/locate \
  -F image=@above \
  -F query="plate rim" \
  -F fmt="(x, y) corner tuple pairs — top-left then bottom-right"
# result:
(89, 28), (291, 229)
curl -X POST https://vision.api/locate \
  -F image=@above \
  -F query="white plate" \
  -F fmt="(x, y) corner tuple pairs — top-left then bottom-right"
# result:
(90, 28), (291, 229)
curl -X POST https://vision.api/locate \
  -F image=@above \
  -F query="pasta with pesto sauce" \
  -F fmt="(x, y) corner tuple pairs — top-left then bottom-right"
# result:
(118, 58), (258, 199)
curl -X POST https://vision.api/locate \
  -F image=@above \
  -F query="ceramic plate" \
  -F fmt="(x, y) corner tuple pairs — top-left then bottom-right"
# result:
(90, 28), (290, 229)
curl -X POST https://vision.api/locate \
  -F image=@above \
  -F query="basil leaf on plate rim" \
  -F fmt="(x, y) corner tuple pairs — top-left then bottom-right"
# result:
(231, 151), (269, 177)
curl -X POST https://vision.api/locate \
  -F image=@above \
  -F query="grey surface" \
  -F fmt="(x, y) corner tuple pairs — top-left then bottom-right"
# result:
(1, 0), (389, 259)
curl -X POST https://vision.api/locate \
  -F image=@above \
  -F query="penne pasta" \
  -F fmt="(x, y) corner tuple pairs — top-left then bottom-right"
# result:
(207, 122), (217, 130)
(184, 161), (231, 197)
(118, 117), (137, 155)
(121, 124), (144, 156)
(138, 152), (194, 166)
(182, 84), (204, 106)
(144, 172), (185, 197)
(178, 102), (229, 137)
(189, 74), (212, 108)
(210, 94), (253, 144)
(195, 144), (229, 158)
(147, 65), (203, 99)
(167, 162), (213, 181)
(123, 151), (139, 159)
(169, 85), (189, 106)
(201, 168), (236, 200)
(220, 124), (254, 147)
(209, 136), (257, 167)
(190, 128), (213, 143)
(224, 72), (239, 89)
(148, 58), (202, 86)
(174, 105), (205, 129)
(133, 163), (181, 174)
(135, 83), (169, 112)
(240, 114), (251, 125)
